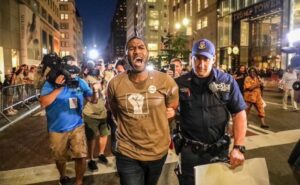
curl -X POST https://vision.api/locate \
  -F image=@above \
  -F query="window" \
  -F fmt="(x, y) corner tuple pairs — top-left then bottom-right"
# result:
(197, 19), (202, 30)
(60, 4), (68, 11)
(60, 23), (69, 29)
(190, 0), (192, 16)
(60, 51), (70, 57)
(185, 3), (187, 17)
(198, 0), (201, 12)
(149, 10), (159, 19)
(148, 0), (156, 2)
(41, 8), (47, 19)
(204, 0), (208, 8)
(60, 13), (68, 20)
(202, 16), (208, 28)
(53, 21), (59, 30)
(149, 20), (159, 30)
(148, 43), (158, 51)
(60, 41), (68, 47)
(48, 15), (52, 24)
(61, 33), (65, 39)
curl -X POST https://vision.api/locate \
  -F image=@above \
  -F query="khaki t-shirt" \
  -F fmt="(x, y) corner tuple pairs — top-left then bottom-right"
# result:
(107, 70), (179, 161)
(83, 75), (107, 119)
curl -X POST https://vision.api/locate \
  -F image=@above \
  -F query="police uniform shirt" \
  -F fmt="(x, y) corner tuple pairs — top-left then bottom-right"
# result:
(176, 68), (247, 144)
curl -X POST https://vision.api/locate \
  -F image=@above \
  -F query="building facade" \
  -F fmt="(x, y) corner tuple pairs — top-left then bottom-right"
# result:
(169, 0), (217, 44)
(107, 0), (127, 63)
(58, 0), (83, 61)
(0, 0), (61, 80)
(126, 0), (169, 58)
(217, 0), (294, 71)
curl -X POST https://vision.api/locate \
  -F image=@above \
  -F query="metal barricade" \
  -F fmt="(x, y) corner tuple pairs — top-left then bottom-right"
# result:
(0, 84), (40, 131)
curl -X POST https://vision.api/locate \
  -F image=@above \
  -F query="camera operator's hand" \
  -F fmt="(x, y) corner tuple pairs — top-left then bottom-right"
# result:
(55, 75), (65, 85)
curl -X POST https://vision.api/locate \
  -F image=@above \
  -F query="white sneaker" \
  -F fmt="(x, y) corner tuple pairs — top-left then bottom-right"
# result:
(283, 107), (288, 110)
(11, 109), (18, 113)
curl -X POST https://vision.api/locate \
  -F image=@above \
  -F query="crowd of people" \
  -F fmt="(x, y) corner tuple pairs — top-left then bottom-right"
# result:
(1, 36), (300, 185)
(0, 64), (38, 116)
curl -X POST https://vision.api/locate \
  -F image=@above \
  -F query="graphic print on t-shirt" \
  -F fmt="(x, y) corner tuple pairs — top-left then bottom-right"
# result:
(126, 93), (149, 115)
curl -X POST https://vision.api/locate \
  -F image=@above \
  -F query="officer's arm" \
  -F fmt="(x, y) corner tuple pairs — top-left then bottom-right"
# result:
(232, 110), (247, 145)
(229, 110), (247, 168)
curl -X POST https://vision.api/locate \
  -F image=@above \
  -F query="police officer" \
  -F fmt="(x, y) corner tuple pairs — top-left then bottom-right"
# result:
(175, 39), (247, 185)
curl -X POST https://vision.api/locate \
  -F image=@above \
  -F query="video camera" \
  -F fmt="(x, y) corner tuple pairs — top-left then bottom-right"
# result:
(84, 60), (100, 77)
(41, 53), (80, 88)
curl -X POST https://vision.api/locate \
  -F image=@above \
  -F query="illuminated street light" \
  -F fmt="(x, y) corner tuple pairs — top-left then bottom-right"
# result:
(88, 49), (99, 60)
(182, 18), (190, 26)
(287, 29), (300, 45)
(175, 23), (181, 30)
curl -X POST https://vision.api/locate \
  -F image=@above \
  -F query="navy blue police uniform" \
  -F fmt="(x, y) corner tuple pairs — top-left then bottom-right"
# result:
(175, 68), (247, 185)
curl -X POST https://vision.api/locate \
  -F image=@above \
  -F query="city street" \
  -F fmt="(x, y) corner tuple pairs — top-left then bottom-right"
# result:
(0, 87), (300, 185)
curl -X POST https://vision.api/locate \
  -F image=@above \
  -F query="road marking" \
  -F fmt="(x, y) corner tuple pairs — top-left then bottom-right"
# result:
(1, 129), (300, 185)
(0, 151), (178, 185)
(33, 110), (45, 117)
(248, 122), (274, 134)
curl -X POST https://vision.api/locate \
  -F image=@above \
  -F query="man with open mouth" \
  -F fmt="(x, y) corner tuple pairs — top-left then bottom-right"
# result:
(107, 36), (179, 185)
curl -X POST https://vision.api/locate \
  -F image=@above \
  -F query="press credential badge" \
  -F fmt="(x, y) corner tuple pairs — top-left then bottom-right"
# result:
(69, 98), (78, 109)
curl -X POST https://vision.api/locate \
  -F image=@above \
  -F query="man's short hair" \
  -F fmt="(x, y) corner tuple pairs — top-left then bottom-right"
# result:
(115, 59), (126, 68)
(170, 58), (182, 65)
(125, 36), (148, 54)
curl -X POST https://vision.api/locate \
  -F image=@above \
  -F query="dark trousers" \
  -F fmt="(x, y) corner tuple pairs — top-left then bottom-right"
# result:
(116, 153), (167, 185)
(180, 144), (228, 185)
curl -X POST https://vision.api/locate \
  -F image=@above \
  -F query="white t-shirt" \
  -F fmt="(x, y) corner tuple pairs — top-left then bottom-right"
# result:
(282, 71), (298, 89)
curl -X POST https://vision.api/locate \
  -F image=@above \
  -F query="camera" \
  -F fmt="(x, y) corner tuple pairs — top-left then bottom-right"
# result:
(85, 60), (100, 77)
(41, 53), (80, 88)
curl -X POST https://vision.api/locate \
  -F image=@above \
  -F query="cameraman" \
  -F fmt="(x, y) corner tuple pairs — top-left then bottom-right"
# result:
(40, 55), (100, 185)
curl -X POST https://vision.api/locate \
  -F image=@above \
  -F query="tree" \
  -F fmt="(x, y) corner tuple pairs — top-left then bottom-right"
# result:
(159, 32), (190, 64)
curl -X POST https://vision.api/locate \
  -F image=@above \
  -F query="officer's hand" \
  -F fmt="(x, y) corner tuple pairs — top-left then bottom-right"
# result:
(55, 75), (65, 85)
(166, 108), (175, 119)
(229, 149), (245, 169)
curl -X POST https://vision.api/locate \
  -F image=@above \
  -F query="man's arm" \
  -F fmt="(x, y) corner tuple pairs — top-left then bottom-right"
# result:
(166, 101), (178, 120)
(85, 83), (100, 104)
(39, 75), (65, 108)
(40, 87), (63, 108)
(229, 110), (247, 168)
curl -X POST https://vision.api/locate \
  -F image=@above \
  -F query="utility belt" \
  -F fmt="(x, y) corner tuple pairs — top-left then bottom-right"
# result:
(172, 131), (231, 155)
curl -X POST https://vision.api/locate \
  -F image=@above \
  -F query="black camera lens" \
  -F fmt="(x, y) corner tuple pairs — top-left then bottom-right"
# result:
(293, 81), (300, 91)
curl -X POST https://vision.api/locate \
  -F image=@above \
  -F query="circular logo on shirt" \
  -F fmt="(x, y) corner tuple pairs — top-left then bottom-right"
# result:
(148, 85), (157, 94)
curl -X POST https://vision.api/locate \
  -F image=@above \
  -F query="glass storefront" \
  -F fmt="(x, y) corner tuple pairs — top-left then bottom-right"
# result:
(217, 0), (285, 71)
(249, 14), (282, 69)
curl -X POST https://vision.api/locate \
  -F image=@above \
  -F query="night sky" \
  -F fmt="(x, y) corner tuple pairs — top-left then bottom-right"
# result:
(76, 0), (118, 52)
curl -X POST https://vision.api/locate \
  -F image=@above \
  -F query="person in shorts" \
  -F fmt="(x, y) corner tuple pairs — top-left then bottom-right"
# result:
(40, 55), (100, 185)
(83, 75), (110, 171)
